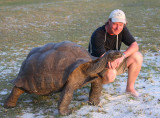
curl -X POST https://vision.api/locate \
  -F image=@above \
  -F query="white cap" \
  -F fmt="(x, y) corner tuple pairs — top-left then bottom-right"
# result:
(109, 9), (127, 24)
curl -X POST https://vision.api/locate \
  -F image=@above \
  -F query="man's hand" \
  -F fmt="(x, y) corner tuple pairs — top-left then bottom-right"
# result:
(108, 56), (125, 69)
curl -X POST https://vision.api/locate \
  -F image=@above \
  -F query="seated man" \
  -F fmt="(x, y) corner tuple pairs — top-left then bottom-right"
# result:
(88, 9), (143, 97)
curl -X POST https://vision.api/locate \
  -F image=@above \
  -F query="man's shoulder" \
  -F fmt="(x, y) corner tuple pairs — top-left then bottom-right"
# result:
(121, 26), (136, 44)
(92, 25), (106, 38)
(95, 25), (106, 33)
(91, 25), (106, 42)
(122, 26), (130, 33)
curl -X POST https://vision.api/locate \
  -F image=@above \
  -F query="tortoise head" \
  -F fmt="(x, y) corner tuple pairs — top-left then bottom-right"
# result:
(102, 50), (123, 61)
(83, 50), (123, 75)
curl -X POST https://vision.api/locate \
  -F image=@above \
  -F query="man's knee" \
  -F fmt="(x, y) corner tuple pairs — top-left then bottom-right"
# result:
(127, 52), (143, 66)
(134, 52), (143, 62)
(103, 69), (117, 84)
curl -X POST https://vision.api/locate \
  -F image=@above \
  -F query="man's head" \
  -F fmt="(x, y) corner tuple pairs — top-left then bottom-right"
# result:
(107, 9), (127, 35)
(109, 9), (127, 24)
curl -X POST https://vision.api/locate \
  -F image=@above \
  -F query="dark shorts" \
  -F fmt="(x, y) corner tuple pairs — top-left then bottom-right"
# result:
(116, 58), (128, 75)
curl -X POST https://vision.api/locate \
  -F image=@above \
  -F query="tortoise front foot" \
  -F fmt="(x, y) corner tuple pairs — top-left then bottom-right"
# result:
(58, 96), (72, 115)
(59, 107), (71, 116)
(58, 84), (74, 115)
(4, 97), (17, 108)
(89, 78), (102, 106)
(88, 98), (100, 106)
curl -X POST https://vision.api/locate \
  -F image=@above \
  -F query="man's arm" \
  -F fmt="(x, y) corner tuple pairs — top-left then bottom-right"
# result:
(123, 41), (139, 58)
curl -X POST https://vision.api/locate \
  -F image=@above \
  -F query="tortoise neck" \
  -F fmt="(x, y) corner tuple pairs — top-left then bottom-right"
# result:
(85, 55), (108, 74)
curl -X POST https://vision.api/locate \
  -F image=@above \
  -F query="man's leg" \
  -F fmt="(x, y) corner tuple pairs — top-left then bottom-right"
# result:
(102, 51), (143, 97)
(126, 52), (143, 96)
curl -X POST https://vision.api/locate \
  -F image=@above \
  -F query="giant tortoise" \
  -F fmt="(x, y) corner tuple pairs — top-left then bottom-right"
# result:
(4, 41), (122, 115)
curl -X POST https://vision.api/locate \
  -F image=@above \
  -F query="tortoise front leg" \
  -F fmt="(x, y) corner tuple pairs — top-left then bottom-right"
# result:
(58, 84), (74, 115)
(4, 86), (24, 108)
(89, 77), (103, 105)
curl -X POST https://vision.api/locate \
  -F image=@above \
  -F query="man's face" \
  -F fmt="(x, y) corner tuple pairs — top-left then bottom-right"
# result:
(108, 20), (124, 35)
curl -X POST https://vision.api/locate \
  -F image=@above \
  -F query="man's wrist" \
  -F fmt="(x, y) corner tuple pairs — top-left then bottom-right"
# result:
(122, 53), (126, 59)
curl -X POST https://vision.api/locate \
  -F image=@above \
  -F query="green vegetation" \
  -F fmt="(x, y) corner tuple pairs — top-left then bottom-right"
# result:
(0, 0), (159, 117)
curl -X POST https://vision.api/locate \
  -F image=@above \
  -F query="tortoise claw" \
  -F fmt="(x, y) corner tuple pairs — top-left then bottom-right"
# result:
(4, 86), (24, 109)
(4, 101), (16, 108)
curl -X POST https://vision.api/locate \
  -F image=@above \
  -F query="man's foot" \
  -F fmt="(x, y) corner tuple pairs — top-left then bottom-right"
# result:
(126, 90), (139, 97)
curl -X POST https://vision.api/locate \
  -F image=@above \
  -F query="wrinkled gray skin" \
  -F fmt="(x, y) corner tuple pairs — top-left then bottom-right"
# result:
(4, 41), (122, 115)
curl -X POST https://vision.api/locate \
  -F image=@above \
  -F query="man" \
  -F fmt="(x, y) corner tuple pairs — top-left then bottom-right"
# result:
(88, 9), (143, 97)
